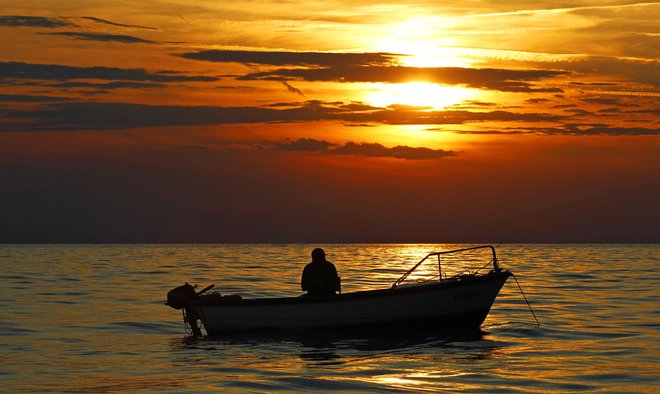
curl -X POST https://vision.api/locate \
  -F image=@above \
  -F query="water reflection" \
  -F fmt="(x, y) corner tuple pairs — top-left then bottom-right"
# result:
(176, 327), (499, 372)
(3, 244), (659, 392)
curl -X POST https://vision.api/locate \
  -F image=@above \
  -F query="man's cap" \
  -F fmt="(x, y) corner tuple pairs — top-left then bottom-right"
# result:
(311, 248), (326, 258)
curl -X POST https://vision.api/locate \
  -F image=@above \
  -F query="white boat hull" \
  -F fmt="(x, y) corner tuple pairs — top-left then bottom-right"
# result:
(194, 271), (510, 335)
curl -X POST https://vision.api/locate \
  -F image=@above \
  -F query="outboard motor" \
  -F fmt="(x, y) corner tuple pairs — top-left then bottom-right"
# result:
(166, 283), (214, 336)
(166, 283), (198, 310)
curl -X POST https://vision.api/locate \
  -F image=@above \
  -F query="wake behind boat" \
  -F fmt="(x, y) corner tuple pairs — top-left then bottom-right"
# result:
(167, 245), (514, 336)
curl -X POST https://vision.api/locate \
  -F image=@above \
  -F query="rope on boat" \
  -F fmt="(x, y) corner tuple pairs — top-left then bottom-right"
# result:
(511, 272), (541, 327)
(182, 309), (192, 334)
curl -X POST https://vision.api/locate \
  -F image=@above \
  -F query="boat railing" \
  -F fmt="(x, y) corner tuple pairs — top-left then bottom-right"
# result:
(392, 245), (501, 288)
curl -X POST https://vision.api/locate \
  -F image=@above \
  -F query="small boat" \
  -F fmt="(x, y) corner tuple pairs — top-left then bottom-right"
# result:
(166, 245), (512, 336)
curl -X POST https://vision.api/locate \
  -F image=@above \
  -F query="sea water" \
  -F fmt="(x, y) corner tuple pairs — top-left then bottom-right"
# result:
(1, 244), (658, 392)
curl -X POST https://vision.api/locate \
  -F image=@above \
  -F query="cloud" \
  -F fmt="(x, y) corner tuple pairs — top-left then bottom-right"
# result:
(512, 55), (659, 88)
(275, 138), (333, 152)
(0, 15), (157, 30)
(553, 103), (578, 109)
(0, 93), (72, 102)
(273, 138), (455, 160)
(333, 141), (455, 160)
(3, 101), (311, 131)
(0, 61), (217, 83)
(627, 107), (660, 116)
(343, 123), (377, 127)
(39, 31), (155, 44)
(608, 33), (660, 59)
(77, 16), (157, 30)
(460, 100), (498, 107)
(580, 98), (619, 105)
(579, 97), (643, 108)
(280, 81), (305, 97)
(3, 100), (565, 132)
(466, 124), (660, 136)
(180, 49), (567, 92)
(266, 101), (305, 108)
(179, 49), (399, 67)
(49, 81), (165, 89)
(0, 15), (73, 28)
(369, 108), (563, 125)
(575, 126), (659, 136)
(526, 98), (551, 104)
(239, 65), (566, 92)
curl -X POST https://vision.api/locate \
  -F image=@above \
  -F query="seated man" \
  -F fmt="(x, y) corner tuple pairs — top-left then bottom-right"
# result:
(301, 248), (340, 296)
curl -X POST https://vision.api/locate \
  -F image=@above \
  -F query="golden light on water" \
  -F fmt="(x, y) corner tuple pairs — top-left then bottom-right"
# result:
(2, 0), (659, 388)
(365, 82), (478, 110)
(370, 375), (427, 389)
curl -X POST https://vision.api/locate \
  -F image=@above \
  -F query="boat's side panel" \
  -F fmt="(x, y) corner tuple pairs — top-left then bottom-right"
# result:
(197, 274), (508, 335)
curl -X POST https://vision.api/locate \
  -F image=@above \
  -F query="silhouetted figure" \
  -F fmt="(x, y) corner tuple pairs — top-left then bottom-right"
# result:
(301, 248), (340, 297)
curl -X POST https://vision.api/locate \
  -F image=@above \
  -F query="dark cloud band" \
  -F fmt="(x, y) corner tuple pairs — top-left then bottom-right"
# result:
(180, 49), (566, 92)
(39, 31), (155, 44)
(0, 15), (156, 30)
(0, 61), (216, 83)
(3, 100), (564, 132)
(239, 65), (565, 93)
(0, 15), (73, 28)
(180, 49), (398, 67)
(274, 138), (455, 160)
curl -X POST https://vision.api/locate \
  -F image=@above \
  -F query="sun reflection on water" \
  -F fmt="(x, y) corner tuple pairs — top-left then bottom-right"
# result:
(3, 244), (659, 392)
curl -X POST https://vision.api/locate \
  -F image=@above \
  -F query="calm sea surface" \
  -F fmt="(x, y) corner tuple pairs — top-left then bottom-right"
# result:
(1, 244), (658, 393)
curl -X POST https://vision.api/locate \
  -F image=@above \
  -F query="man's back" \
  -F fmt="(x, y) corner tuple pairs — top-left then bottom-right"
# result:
(301, 249), (340, 296)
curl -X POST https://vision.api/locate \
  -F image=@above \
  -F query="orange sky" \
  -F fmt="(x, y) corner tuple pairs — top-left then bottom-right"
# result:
(0, 1), (658, 242)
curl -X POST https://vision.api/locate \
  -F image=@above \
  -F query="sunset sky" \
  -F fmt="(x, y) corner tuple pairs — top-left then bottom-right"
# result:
(1, 1), (658, 243)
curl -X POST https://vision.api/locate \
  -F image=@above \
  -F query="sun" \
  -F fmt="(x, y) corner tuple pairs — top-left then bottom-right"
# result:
(362, 16), (481, 110)
(364, 82), (478, 110)
(377, 41), (473, 68)
(370, 16), (474, 68)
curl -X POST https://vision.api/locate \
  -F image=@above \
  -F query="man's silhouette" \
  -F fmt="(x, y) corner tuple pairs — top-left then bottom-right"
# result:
(301, 248), (340, 296)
